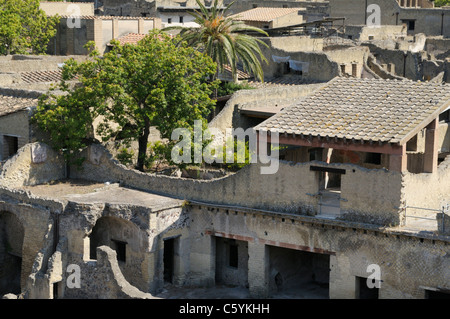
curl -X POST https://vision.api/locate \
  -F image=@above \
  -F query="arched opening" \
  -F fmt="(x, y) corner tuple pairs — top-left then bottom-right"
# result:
(0, 211), (24, 295)
(88, 216), (147, 290)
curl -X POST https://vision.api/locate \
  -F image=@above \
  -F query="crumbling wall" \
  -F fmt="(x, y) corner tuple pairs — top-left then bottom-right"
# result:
(0, 143), (65, 189)
(63, 245), (155, 299)
(425, 37), (450, 57)
(325, 46), (369, 77)
(363, 43), (423, 80)
(262, 45), (341, 82)
(65, 143), (405, 225)
(209, 84), (326, 135)
(0, 187), (55, 297)
(402, 155), (450, 213)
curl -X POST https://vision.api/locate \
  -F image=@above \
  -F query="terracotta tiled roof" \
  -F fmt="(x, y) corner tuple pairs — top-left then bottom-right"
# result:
(0, 89), (40, 117)
(221, 64), (253, 80)
(231, 7), (303, 22)
(115, 33), (147, 46)
(57, 15), (157, 20)
(20, 70), (64, 84)
(255, 77), (450, 145)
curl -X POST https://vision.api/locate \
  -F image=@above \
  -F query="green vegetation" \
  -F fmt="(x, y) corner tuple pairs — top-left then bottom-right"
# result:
(435, 0), (450, 7)
(221, 138), (252, 170)
(165, 0), (269, 83)
(33, 31), (218, 171)
(0, 0), (59, 55)
(217, 81), (254, 97)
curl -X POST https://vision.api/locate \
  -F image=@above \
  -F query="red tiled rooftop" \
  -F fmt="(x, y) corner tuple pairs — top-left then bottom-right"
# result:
(230, 7), (304, 22)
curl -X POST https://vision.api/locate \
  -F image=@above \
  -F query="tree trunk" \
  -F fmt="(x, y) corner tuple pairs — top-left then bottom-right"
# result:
(136, 121), (150, 172)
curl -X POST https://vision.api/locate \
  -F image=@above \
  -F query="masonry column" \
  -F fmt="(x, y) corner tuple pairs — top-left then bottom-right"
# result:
(329, 254), (357, 298)
(189, 234), (215, 287)
(112, 18), (119, 40)
(138, 18), (144, 34)
(66, 25), (75, 55)
(248, 241), (269, 298)
(423, 118), (439, 173)
(389, 144), (407, 172)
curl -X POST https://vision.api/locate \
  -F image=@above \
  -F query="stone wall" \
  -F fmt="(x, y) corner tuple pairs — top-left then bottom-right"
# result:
(269, 36), (324, 52)
(0, 140), (407, 225)
(209, 84), (326, 135)
(330, 0), (450, 37)
(344, 25), (407, 42)
(0, 188), (54, 296)
(0, 111), (30, 162)
(187, 204), (450, 298)
(62, 142), (405, 225)
(61, 245), (155, 299)
(40, 1), (95, 16)
(259, 37), (341, 81)
(0, 143), (66, 189)
(49, 17), (161, 55)
(224, 0), (329, 16)
(363, 42), (424, 79)
(0, 55), (87, 73)
(402, 155), (450, 213)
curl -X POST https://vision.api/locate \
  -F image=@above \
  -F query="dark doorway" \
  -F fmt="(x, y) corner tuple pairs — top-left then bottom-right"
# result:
(111, 239), (127, 263)
(268, 246), (330, 298)
(215, 237), (249, 287)
(164, 238), (175, 283)
(0, 211), (24, 295)
(0, 254), (22, 295)
(356, 276), (379, 299)
(3, 135), (18, 158)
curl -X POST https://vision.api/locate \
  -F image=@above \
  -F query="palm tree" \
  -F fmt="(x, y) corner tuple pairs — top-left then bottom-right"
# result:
(164, 0), (269, 83)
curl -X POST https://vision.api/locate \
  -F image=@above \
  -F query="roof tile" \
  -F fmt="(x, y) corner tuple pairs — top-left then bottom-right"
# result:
(254, 77), (450, 145)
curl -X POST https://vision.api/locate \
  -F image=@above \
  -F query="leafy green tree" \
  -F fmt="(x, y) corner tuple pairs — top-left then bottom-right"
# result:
(33, 31), (218, 172)
(165, 0), (269, 83)
(0, 0), (59, 55)
(434, 0), (450, 7)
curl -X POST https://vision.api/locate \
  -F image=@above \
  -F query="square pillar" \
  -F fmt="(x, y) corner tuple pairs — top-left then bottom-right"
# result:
(138, 18), (144, 34)
(112, 18), (119, 40)
(423, 118), (439, 173)
(188, 235), (215, 287)
(248, 242), (269, 298)
(329, 255), (357, 299)
(389, 144), (407, 172)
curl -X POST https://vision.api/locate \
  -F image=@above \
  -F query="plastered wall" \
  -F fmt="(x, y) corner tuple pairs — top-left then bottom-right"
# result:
(187, 204), (450, 298)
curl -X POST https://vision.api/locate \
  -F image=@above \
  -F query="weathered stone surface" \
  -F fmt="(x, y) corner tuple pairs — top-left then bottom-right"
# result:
(31, 144), (47, 164)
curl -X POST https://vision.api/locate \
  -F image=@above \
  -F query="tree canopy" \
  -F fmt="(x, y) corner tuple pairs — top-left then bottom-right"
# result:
(0, 0), (59, 55)
(435, 0), (450, 7)
(32, 31), (218, 172)
(165, 0), (269, 83)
